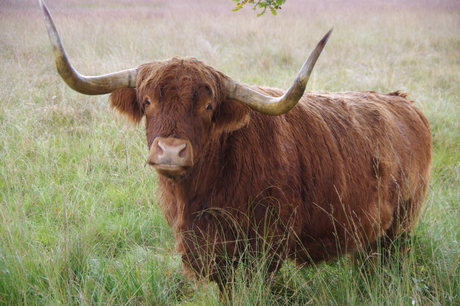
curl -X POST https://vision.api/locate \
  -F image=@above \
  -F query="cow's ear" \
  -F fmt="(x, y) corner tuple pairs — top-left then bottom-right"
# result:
(213, 99), (250, 133)
(109, 88), (143, 123)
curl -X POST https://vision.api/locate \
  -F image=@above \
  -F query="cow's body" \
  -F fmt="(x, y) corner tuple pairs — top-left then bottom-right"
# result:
(39, 1), (431, 293)
(150, 83), (431, 286)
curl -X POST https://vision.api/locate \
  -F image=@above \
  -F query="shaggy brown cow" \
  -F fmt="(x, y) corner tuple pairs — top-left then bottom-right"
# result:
(40, 0), (431, 293)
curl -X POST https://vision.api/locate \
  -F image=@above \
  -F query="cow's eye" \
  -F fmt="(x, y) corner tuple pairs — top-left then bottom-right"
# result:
(205, 103), (213, 111)
(145, 98), (151, 106)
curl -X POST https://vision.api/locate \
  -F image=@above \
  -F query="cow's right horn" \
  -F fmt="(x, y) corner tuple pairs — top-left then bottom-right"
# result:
(39, 0), (138, 95)
(225, 29), (332, 116)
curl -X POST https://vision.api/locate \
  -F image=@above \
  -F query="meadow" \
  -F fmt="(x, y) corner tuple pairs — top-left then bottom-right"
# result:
(0, 0), (459, 304)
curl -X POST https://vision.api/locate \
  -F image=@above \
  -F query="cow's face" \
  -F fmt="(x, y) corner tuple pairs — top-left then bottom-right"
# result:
(109, 58), (250, 179)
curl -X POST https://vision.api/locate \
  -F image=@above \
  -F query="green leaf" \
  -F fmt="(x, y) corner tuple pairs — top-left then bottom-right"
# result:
(232, 0), (285, 16)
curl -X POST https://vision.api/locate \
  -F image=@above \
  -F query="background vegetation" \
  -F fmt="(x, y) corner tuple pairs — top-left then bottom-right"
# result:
(1, 0), (459, 304)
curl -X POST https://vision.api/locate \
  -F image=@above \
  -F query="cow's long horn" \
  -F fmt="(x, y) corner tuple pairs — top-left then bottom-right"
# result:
(39, 0), (137, 95)
(225, 29), (332, 116)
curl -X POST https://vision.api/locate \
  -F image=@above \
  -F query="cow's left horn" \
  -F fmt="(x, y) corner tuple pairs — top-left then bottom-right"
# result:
(225, 29), (332, 116)
(39, 0), (138, 95)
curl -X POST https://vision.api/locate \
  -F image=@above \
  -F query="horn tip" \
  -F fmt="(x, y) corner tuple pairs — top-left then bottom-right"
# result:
(39, 0), (52, 22)
(320, 28), (333, 47)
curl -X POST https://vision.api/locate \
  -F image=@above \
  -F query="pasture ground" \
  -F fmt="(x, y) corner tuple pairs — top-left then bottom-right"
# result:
(1, 0), (459, 304)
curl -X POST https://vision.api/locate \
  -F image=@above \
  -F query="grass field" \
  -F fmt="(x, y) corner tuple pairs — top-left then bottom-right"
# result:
(1, 0), (459, 305)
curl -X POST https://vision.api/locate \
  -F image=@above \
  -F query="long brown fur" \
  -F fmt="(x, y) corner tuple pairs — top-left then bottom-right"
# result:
(109, 57), (432, 290)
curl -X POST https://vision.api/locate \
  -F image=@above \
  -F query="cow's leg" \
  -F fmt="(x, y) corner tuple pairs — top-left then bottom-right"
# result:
(380, 197), (420, 262)
(214, 252), (284, 303)
(351, 198), (417, 271)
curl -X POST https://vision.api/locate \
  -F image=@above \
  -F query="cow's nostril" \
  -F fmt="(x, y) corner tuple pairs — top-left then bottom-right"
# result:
(157, 140), (167, 155)
(155, 141), (164, 156)
(178, 144), (187, 158)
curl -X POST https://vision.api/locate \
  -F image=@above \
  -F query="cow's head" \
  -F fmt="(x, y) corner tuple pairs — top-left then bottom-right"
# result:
(109, 58), (254, 178)
(39, 0), (331, 179)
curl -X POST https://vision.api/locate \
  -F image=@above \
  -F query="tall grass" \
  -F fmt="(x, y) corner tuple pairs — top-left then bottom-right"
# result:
(1, 0), (459, 304)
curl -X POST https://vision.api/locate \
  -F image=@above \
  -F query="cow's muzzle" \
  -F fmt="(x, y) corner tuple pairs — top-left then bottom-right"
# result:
(147, 137), (193, 178)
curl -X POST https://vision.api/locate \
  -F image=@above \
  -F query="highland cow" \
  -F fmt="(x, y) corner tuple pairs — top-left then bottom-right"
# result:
(40, 0), (431, 293)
